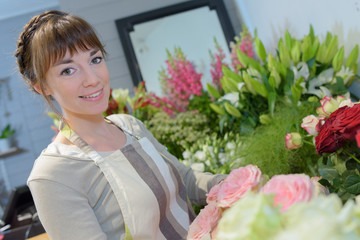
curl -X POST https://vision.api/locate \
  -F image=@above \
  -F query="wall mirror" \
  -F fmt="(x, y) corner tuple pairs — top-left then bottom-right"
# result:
(115, 0), (236, 96)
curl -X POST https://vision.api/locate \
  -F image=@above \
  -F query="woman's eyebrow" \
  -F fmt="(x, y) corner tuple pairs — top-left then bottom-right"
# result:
(90, 49), (100, 56)
(55, 49), (100, 66)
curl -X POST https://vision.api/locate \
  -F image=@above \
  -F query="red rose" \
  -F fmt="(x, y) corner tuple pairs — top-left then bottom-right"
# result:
(315, 104), (360, 155)
(356, 130), (360, 148)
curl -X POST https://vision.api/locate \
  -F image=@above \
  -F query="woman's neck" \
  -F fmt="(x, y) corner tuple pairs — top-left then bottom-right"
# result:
(57, 113), (126, 151)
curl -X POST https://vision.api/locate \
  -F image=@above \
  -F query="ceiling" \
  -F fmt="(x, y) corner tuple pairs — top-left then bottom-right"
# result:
(0, 0), (59, 21)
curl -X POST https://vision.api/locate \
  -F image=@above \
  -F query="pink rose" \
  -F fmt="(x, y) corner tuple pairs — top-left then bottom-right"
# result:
(217, 165), (262, 208)
(316, 96), (339, 117)
(339, 99), (355, 108)
(285, 132), (302, 149)
(187, 204), (222, 240)
(206, 181), (224, 205)
(301, 115), (320, 136)
(260, 174), (315, 211)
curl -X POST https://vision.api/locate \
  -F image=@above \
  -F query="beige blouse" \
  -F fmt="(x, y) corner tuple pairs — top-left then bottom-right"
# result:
(27, 114), (226, 240)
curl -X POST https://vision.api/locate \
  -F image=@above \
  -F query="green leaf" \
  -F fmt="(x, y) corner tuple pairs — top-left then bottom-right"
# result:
(344, 174), (360, 194)
(222, 66), (243, 83)
(206, 83), (221, 99)
(224, 102), (242, 118)
(332, 46), (344, 72)
(319, 167), (340, 182)
(345, 44), (359, 69)
(255, 37), (267, 62)
(210, 103), (225, 115)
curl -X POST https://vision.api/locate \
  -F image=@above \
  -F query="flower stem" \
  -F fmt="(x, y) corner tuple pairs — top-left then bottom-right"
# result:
(343, 149), (360, 164)
(303, 140), (314, 146)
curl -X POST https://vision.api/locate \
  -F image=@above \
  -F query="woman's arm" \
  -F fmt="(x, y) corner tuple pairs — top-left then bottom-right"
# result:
(28, 179), (107, 240)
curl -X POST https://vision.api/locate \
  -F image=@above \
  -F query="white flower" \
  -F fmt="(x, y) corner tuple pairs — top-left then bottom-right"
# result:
(339, 99), (354, 108)
(111, 88), (129, 104)
(219, 93), (239, 107)
(306, 68), (334, 98)
(182, 151), (192, 159)
(194, 150), (206, 161)
(218, 153), (226, 165)
(191, 163), (205, 172)
(336, 66), (354, 86)
(226, 142), (236, 150)
(292, 62), (310, 82)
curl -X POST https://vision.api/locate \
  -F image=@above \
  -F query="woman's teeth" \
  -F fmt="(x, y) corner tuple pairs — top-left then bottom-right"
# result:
(81, 91), (101, 98)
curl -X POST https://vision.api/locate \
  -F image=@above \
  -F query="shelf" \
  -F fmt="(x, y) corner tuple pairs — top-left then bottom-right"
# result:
(0, 147), (25, 158)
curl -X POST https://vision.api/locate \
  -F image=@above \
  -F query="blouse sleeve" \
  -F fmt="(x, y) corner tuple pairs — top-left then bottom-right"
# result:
(133, 117), (227, 205)
(28, 179), (107, 240)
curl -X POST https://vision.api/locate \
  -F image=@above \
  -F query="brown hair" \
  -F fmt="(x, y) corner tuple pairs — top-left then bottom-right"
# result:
(15, 10), (107, 115)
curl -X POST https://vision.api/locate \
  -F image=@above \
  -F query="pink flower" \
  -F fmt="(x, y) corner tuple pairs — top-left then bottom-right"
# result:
(230, 27), (254, 72)
(206, 181), (224, 205)
(260, 174), (315, 211)
(301, 115), (320, 136)
(285, 132), (302, 149)
(339, 99), (355, 108)
(187, 204), (222, 240)
(316, 96), (340, 117)
(217, 165), (262, 208)
(356, 130), (360, 148)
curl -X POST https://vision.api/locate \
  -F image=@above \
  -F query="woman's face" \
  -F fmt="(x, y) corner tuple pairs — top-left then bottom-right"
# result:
(44, 48), (110, 119)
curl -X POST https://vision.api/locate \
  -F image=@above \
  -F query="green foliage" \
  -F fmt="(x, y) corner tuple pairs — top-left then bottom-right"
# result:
(0, 124), (15, 139)
(145, 111), (211, 159)
(232, 100), (320, 177)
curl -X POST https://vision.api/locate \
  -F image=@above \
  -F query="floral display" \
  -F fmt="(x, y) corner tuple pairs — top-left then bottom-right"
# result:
(215, 193), (360, 240)
(82, 24), (360, 238)
(187, 165), (326, 240)
(158, 47), (203, 112)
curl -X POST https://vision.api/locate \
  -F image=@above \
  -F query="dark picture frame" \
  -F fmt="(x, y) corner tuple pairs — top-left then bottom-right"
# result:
(115, 0), (236, 88)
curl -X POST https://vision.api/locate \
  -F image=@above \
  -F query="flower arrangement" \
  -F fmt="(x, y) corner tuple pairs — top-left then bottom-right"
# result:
(287, 96), (360, 202)
(208, 26), (359, 134)
(187, 165), (329, 240)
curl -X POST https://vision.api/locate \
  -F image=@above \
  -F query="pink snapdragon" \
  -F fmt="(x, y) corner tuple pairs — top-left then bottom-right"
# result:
(230, 26), (254, 72)
(210, 42), (227, 90)
(260, 174), (316, 211)
(160, 48), (203, 112)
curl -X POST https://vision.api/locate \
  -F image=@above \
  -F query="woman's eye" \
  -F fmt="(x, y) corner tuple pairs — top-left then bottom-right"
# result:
(61, 68), (75, 76)
(91, 56), (102, 64)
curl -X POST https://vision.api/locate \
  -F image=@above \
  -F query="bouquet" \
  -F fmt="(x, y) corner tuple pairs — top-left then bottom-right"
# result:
(287, 95), (360, 202)
(187, 165), (327, 239)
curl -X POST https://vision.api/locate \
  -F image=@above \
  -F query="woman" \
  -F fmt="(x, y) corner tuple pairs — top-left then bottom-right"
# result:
(15, 10), (225, 240)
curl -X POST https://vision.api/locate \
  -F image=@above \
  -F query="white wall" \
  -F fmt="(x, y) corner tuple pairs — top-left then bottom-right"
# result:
(235, 0), (360, 96)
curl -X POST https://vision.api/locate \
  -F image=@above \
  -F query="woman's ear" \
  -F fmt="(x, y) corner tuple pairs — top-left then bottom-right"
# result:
(33, 82), (51, 95)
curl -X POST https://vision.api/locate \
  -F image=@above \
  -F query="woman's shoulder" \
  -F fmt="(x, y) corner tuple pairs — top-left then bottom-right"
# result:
(107, 114), (147, 135)
(27, 142), (93, 186)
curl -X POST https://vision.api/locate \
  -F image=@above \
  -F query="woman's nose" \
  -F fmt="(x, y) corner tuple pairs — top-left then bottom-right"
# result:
(82, 66), (99, 86)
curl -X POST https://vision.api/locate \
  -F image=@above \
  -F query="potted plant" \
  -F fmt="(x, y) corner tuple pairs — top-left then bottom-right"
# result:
(0, 124), (15, 152)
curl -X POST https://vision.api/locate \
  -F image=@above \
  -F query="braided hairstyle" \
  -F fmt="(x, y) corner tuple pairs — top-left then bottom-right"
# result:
(15, 10), (106, 114)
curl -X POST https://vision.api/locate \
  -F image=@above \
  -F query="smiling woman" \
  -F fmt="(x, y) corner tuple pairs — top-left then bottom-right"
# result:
(14, 10), (226, 240)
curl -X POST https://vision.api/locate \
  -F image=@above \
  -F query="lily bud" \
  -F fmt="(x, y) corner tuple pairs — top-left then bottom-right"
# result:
(332, 46), (344, 72)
